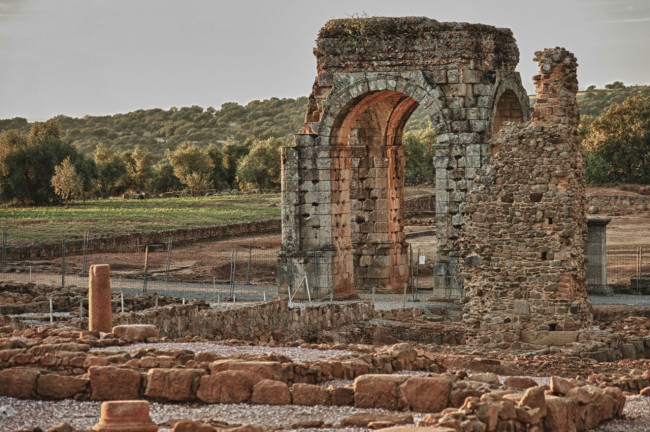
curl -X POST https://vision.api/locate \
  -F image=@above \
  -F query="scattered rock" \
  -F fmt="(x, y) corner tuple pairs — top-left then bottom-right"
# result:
(0, 405), (18, 417)
(340, 412), (413, 428)
(196, 370), (255, 404)
(354, 374), (408, 410)
(172, 420), (217, 432)
(291, 383), (329, 405)
(36, 373), (88, 400)
(144, 368), (205, 401)
(89, 366), (142, 400)
(251, 380), (291, 405)
(399, 376), (452, 413)
(111, 324), (159, 342)
(550, 376), (574, 396)
(0, 368), (39, 398)
(503, 376), (538, 389)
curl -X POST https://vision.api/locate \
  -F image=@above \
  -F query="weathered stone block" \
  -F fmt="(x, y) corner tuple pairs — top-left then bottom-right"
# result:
(144, 368), (205, 401)
(90, 366), (142, 400)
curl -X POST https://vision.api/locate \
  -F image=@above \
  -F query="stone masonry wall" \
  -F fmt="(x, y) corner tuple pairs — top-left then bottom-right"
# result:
(587, 194), (650, 215)
(114, 299), (376, 342)
(459, 48), (592, 348)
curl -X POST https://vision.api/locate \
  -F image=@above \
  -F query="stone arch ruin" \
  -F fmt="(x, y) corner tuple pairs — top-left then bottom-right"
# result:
(279, 17), (533, 298)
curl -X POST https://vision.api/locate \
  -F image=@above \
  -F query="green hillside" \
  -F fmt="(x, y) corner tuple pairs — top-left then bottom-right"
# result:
(0, 97), (308, 160)
(577, 84), (650, 117)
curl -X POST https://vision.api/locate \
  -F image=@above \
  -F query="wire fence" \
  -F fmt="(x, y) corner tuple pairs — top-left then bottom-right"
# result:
(0, 228), (468, 304)
(0, 232), (281, 303)
(607, 245), (649, 294)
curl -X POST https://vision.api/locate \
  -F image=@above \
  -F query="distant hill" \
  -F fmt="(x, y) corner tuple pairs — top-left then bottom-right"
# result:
(1, 84), (647, 161)
(0, 97), (308, 160)
(577, 85), (650, 117)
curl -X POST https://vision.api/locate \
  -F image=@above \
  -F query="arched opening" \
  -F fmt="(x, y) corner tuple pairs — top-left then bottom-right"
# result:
(492, 89), (525, 137)
(329, 90), (419, 294)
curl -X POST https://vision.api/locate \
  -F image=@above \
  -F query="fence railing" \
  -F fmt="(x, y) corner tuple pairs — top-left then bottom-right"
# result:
(607, 245), (649, 294)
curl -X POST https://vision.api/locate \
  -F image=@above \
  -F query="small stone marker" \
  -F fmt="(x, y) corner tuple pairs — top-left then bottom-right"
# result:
(89, 264), (112, 333)
(93, 400), (158, 432)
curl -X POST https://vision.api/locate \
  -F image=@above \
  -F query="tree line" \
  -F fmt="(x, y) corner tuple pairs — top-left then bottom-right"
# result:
(0, 120), (295, 205)
(0, 121), (436, 206)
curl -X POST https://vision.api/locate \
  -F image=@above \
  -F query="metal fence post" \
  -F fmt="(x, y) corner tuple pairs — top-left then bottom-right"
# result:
(81, 231), (89, 276)
(637, 246), (642, 294)
(229, 248), (234, 298)
(61, 239), (66, 288)
(414, 248), (420, 301)
(246, 244), (252, 285)
(314, 251), (320, 299)
(165, 239), (173, 287)
(1, 227), (6, 272)
(305, 274), (312, 305)
(232, 249), (238, 297)
(143, 245), (150, 294)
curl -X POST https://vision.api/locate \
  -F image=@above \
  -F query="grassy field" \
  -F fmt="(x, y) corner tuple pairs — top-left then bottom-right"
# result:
(0, 194), (281, 246)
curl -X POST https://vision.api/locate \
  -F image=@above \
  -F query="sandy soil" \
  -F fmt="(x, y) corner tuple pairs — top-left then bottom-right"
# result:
(606, 214), (650, 247)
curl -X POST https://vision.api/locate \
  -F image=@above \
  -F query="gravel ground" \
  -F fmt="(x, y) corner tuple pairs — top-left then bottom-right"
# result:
(92, 342), (351, 362)
(0, 397), (417, 431)
(587, 294), (650, 306)
(290, 294), (458, 312)
(292, 293), (650, 311)
(0, 395), (648, 431)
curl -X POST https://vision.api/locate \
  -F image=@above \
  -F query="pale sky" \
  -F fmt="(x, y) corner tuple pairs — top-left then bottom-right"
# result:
(0, 0), (648, 120)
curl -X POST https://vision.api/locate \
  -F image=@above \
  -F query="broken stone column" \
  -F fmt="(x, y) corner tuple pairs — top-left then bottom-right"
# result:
(89, 264), (112, 333)
(93, 400), (158, 432)
(586, 218), (613, 295)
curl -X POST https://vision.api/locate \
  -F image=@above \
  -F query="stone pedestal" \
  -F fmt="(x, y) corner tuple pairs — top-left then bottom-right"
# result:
(586, 218), (613, 295)
(89, 264), (112, 333)
(93, 400), (158, 432)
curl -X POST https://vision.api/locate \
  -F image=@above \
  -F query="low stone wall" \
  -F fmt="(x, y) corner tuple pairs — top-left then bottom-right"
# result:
(5, 219), (281, 260)
(114, 299), (376, 343)
(592, 305), (650, 325)
(0, 357), (627, 432)
(587, 194), (650, 214)
(404, 194), (435, 217)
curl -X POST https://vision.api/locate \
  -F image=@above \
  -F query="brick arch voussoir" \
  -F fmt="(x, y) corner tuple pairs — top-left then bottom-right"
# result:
(489, 75), (531, 139)
(317, 73), (447, 146)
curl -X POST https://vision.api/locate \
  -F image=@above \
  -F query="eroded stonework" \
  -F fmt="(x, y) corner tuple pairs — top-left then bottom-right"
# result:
(459, 48), (592, 347)
(279, 17), (530, 298)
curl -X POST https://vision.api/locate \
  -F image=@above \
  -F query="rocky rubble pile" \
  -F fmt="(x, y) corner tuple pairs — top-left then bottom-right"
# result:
(0, 282), (186, 319)
(415, 376), (625, 432)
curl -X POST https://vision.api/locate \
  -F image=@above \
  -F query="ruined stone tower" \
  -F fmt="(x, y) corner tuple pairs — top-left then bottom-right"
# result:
(458, 48), (592, 347)
(279, 17), (530, 298)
